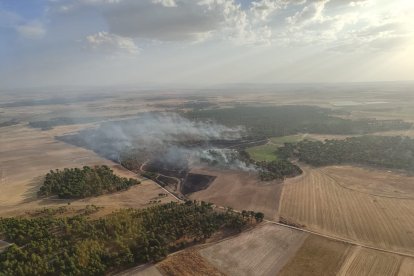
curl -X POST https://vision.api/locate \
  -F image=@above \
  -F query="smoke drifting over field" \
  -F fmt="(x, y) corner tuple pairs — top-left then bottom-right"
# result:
(60, 112), (253, 171)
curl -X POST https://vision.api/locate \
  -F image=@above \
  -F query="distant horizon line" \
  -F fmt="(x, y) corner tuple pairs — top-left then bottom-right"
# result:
(1, 80), (414, 92)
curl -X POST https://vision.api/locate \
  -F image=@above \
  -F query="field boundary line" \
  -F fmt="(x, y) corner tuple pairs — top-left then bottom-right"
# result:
(265, 220), (414, 259)
(120, 164), (414, 258)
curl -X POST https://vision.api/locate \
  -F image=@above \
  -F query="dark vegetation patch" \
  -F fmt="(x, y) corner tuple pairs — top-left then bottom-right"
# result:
(0, 119), (19, 127)
(151, 100), (217, 111)
(29, 116), (103, 130)
(0, 202), (252, 275)
(186, 105), (411, 137)
(279, 217), (306, 228)
(181, 173), (216, 194)
(144, 159), (189, 179)
(0, 95), (111, 108)
(278, 135), (414, 172)
(257, 160), (302, 181)
(38, 165), (140, 199)
(179, 100), (217, 110)
(157, 175), (179, 187)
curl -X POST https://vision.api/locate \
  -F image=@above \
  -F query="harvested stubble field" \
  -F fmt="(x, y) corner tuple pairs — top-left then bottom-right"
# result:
(157, 250), (225, 276)
(338, 247), (403, 276)
(399, 257), (414, 276)
(279, 165), (414, 255)
(199, 223), (308, 276)
(0, 124), (177, 217)
(279, 235), (352, 276)
(189, 167), (283, 220)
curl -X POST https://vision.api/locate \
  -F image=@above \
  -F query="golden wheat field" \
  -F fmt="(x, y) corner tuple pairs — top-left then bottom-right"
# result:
(279, 166), (414, 255)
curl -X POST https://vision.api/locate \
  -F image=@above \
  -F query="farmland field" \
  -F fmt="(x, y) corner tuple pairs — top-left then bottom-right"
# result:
(246, 135), (305, 161)
(398, 257), (414, 276)
(338, 247), (402, 276)
(0, 124), (177, 217)
(189, 167), (283, 220)
(157, 250), (224, 276)
(279, 235), (351, 276)
(199, 223), (308, 276)
(279, 165), (414, 254)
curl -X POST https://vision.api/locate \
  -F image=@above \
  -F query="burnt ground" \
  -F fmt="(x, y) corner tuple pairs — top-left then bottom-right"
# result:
(181, 173), (217, 195)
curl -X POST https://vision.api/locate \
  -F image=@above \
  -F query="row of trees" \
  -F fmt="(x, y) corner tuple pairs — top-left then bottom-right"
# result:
(187, 105), (411, 137)
(38, 165), (140, 199)
(277, 135), (414, 171)
(0, 201), (252, 275)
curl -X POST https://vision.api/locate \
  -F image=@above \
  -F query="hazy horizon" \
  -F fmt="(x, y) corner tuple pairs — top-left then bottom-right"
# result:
(1, 0), (414, 89)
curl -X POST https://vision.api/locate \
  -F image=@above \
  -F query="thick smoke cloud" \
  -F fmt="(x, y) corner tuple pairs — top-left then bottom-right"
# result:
(60, 112), (252, 170)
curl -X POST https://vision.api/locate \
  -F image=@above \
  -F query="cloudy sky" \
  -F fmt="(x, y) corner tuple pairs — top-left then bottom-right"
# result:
(1, 0), (413, 88)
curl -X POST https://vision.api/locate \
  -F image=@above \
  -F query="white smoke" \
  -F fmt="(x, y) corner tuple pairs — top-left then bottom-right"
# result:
(194, 148), (257, 172)
(60, 112), (248, 169)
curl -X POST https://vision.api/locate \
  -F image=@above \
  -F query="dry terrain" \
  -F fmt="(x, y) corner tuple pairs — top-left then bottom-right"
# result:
(199, 223), (308, 276)
(279, 235), (352, 276)
(338, 247), (402, 276)
(157, 250), (225, 276)
(398, 257), (414, 276)
(189, 167), (283, 220)
(322, 166), (414, 198)
(0, 124), (177, 217)
(279, 165), (414, 255)
(116, 264), (163, 276)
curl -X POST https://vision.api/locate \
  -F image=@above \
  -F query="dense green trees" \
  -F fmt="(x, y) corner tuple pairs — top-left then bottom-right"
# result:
(187, 106), (411, 137)
(38, 165), (140, 199)
(278, 136), (414, 171)
(0, 202), (250, 275)
(257, 160), (302, 181)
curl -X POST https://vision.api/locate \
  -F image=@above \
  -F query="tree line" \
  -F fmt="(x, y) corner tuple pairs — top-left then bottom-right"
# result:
(38, 165), (140, 199)
(186, 105), (411, 138)
(277, 135), (414, 171)
(0, 201), (259, 275)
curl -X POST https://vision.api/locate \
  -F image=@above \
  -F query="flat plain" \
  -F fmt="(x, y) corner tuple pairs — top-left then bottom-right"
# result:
(338, 247), (402, 276)
(199, 223), (308, 276)
(0, 124), (177, 217)
(279, 165), (414, 255)
(189, 167), (283, 220)
(279, 235), (352, 276)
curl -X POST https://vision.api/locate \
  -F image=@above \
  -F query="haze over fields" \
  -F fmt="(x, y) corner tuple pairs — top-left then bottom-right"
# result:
(1, 0), (414, 88)
(1, 0), (414, 276)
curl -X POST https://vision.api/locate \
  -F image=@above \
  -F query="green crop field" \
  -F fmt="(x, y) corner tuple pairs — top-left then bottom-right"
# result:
(246, 135), (305, 162)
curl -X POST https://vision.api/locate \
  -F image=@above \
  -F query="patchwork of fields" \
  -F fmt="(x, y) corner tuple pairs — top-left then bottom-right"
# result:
(279, 166), (414, 255)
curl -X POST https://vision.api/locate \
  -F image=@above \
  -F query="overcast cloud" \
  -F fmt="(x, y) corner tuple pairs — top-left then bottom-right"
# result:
(0, 0), (413, 88)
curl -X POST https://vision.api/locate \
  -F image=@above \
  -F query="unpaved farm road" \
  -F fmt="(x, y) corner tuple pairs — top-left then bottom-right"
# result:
(125, 164), (414, 259)
(139, 160), (182, 201)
